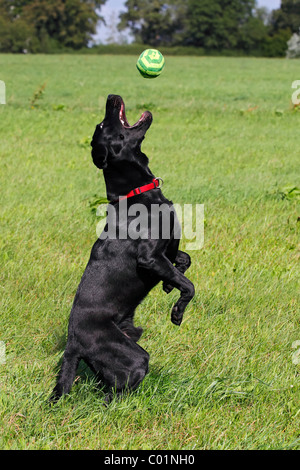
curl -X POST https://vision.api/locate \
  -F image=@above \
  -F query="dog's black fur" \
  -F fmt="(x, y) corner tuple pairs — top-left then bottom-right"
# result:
(51, 95), (194, 402)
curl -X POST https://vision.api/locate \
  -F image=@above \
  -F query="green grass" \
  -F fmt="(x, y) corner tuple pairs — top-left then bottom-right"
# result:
(0, 54), (299, 450)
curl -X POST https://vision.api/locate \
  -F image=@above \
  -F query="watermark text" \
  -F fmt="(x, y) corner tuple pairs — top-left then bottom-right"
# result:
(291, 80), (300, 105)
(0, 80), (5, 105)
(0, 342), (6, 365)
(95, 200), (204, 251)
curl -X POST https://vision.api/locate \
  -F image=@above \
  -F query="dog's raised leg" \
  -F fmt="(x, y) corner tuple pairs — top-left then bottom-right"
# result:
(138, 246), (195, 326)
(163, 250), (191, 294)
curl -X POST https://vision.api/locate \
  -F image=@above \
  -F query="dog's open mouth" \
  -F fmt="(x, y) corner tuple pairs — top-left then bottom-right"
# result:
(106, 95), (152, 131)
(119, 100), (151, 129)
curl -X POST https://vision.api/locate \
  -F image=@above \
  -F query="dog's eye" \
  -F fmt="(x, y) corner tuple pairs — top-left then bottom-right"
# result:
(119, 134), (124, 140)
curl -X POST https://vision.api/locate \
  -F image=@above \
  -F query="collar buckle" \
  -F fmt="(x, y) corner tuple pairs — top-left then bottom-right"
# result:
(155, 177), (164, 189)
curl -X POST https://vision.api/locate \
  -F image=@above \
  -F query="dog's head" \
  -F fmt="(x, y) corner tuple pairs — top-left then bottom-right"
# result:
(91, 95), (153, 170)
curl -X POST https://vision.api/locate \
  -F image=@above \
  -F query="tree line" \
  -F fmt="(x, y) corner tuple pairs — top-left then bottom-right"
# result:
(118, 0), (300, 56)
(0, 0), (106, 52)
(0, 0), (299, 56)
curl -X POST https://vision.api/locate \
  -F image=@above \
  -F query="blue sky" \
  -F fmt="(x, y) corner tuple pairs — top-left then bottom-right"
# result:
(94, 0), (282, 44)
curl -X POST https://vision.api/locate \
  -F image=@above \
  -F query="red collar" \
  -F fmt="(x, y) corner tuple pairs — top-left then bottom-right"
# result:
(114, 177), (163, 202)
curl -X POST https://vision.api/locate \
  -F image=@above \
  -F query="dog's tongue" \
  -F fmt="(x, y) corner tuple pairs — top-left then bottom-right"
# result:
(119, 102), (130, 127)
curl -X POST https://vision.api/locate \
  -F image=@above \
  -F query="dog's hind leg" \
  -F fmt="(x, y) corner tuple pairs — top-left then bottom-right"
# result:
(50, 346), (80, 402)
(84, 320), (149, 401)
(118, 318), (143, 342)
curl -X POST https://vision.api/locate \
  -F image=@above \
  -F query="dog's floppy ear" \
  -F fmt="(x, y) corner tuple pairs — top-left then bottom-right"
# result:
(91, 144), (108, 169)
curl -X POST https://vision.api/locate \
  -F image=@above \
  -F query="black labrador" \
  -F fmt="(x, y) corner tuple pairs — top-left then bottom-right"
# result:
(51, 94), (194, 402)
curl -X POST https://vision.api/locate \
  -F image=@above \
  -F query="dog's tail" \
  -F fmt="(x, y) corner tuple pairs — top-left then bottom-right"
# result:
(50, 347), (80, 403)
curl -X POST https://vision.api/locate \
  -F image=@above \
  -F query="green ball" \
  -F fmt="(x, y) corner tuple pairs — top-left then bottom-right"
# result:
(136, 49), (165, 79)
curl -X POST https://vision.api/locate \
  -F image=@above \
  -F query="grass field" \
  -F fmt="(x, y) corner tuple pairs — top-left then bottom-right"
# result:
(0, 54), (299, 450)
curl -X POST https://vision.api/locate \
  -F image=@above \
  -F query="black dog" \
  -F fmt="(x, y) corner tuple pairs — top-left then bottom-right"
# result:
(51, 95), (194, 402)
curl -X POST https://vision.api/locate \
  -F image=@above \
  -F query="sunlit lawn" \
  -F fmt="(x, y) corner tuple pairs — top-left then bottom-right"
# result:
(0, 54), (299, 449)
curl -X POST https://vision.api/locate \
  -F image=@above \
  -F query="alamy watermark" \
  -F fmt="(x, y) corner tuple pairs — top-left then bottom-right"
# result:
(291, 80), (300, 105)
(0, 341), (5, 365)
(292, 341), (300, 365)
(95, 200), (204, 251)
(0, 80), (5, 104)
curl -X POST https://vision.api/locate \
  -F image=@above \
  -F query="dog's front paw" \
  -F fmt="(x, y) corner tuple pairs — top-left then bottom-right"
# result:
(171, 305), (183, 326)
(163, 282), (174, 294)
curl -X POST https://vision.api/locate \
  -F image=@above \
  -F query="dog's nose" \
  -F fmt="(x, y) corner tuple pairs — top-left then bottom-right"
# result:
(107, 94), (122, 107)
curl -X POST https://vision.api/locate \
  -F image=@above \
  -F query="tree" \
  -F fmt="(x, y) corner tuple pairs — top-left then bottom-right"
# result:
(181, 0), (257, 50)
(25, 0), (107, 49)
(263, 0), (300, 57)
(0, 0), (107, 52)
(238, 7), (270, 52)
(270, 0), (300, 34)
(118, 0), (185, 46)
(118, 0), (269, 52)
(0, 1), (38, 52)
